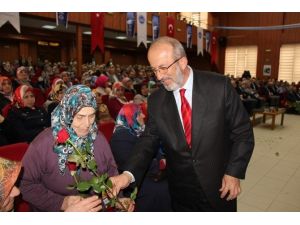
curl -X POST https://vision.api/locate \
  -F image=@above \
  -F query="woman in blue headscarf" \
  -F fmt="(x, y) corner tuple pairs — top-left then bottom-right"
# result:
(110, 103), (172, 212)
(19, 85), (121, 212)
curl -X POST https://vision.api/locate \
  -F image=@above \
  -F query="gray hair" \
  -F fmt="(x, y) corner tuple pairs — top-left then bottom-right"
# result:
(149, 36), (186, 60)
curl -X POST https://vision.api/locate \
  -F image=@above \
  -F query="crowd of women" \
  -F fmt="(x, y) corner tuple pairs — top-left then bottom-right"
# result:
(0, 59), (170, 212)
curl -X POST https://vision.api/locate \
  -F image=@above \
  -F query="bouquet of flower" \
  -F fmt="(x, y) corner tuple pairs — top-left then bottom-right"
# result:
(56, 128), (137, 212)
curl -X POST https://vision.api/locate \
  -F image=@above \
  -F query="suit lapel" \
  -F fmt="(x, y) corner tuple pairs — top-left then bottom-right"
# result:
(162, 90), (187, 148)
(192, 72), (207, 151)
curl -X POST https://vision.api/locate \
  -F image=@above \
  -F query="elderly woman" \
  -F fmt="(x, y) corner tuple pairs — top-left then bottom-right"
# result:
(6, 85), (49, 143)
(110, 103), (172, 211)
(19, 85), (131, 212)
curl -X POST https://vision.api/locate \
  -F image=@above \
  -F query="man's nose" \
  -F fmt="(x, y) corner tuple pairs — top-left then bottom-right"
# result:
(155, 72), (163, 81)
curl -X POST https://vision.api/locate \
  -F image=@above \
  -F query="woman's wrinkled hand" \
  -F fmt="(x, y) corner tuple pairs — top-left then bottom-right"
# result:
(116, 197), (135, 212)
(64, 195), (102, 212)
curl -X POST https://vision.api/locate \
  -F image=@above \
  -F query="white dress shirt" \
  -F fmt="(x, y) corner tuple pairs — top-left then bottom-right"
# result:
(173, 66), (194, 130)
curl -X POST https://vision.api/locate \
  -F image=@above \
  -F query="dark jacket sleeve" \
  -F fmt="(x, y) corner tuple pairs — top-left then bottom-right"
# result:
(224, 77), (255, 179)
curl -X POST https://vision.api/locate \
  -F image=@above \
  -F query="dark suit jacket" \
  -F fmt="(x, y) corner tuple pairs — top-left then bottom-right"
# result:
(125, 70), (254, 211)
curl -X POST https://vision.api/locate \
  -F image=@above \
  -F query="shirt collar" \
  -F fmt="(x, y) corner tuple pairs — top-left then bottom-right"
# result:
(174, 65), (193, 93)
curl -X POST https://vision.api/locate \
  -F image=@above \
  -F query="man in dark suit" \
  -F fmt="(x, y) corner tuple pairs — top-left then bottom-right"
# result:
(110, 36), (254, 211)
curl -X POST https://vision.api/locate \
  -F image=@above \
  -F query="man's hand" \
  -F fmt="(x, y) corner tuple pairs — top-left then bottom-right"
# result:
(64, 195), (102, 212)
(219, 174), (241, 201)
(109, 173), (132, 196)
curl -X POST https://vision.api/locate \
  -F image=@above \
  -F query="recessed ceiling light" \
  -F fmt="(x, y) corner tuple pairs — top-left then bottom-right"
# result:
(83, 31), (91, 35)
(42, 25), (56, 30)
(115, 36), (127, 40)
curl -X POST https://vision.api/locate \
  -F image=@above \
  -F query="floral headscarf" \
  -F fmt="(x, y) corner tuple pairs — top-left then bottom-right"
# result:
(114, 103), (145, 137)
(13, 84), (34, 108)
(0, 157), (21, 206)
(51, 85), (98, 174)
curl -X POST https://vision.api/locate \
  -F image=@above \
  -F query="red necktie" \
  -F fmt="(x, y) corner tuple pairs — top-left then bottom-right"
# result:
(179, 88), (192, 148)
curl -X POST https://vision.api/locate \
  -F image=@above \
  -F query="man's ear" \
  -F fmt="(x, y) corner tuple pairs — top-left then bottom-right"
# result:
(179, 56), (188, 70)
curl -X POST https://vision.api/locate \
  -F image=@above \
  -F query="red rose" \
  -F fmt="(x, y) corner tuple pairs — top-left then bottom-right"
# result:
(57, 128), (70, 144)
(67, 162), (77, 171)
(159, 158), (166, 170)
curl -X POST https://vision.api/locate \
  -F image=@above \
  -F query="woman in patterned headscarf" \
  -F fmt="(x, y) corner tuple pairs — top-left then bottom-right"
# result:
(110, 103), (172, 212)
(19, 85), (121, 212)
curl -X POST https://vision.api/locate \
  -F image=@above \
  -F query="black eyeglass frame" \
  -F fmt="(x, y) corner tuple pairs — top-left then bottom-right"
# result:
(151, 56), (183, 75)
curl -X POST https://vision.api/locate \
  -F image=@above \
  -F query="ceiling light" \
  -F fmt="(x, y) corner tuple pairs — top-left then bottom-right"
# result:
(42, 25), (56, 30)
(83, 31), (91, 35)
(49, 42), (60, 47)
(115, 36), (127, 40)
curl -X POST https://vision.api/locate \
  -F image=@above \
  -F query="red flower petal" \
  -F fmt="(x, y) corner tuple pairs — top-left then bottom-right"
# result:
(67, 162), (77, 171)
(57, 128), (70, 144)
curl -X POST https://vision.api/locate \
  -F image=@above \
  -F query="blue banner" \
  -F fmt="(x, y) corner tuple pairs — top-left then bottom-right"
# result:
(56, 12), (68, 28)
(152, 15), (160, 41)
(187, 24), (192, 48)
(205, 31), (211, 53)
(126, 12), (135, 37)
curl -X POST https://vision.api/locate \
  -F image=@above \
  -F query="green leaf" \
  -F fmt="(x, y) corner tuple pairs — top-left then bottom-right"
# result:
(106, 179), (113, 189)
(85, 144), (91, 154)
(87, 159), (97, 171)
(110, 198), (116, 207)
(90, 176), (100, 185)
(76, 181), (91, 192)
(102, 173), (108, 180)
(93, 184), (106, 194)
(130, 187), (138, 200)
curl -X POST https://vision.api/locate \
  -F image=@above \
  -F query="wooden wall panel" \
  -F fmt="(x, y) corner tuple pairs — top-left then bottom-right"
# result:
(215, 12), (300, 80)
(0, 41), (19, 63)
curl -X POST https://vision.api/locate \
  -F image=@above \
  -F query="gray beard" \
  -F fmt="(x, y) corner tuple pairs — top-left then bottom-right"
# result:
(162, 66), (184, 91)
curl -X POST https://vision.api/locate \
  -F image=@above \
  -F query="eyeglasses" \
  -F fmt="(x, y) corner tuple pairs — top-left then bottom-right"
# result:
(151, 56), (183, 75)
